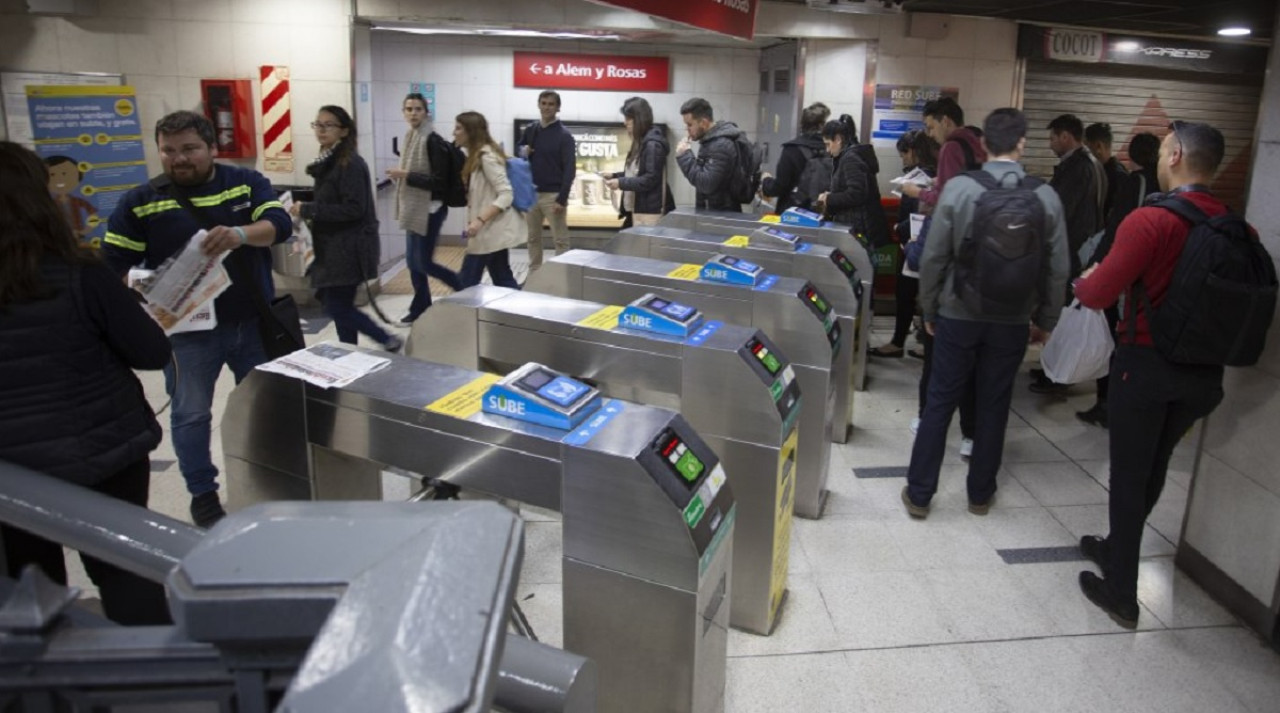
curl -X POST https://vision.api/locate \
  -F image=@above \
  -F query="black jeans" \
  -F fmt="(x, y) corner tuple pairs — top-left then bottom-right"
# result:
(460, 250), (520, 289)
(2, 458), (172, 626)
(920, 326), (976, 438)
(907, 317), (1028, 506)
(317, 284), (393, 346)
(1094, 304), (1120, 405)
(1103, 345), (1223, 604)
(891, 274), (919, 347)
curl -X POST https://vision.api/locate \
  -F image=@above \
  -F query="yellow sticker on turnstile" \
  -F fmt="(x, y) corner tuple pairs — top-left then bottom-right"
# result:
(576, 304), (623, 331)
(770, 427), (799, 624)
(760, 214), (781, 224)
(722, 235), (750, 247)
(424, 373), (502, 420)
(666, 263), (703, 281)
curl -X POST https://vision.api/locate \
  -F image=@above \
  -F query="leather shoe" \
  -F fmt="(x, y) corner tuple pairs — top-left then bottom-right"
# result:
(1076, 403), (1109, 429)
(901, 486), (929, 519)
(1079, 535), (1108, 570)
(1078, 571), (1139, 629)
(1029, 373), (1069, 394)
(968, 494), (993, 516)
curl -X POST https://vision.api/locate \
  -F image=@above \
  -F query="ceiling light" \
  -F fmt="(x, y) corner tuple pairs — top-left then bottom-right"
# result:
(1218, 27), (1251, 37)
(1113, 41), (1140, 52)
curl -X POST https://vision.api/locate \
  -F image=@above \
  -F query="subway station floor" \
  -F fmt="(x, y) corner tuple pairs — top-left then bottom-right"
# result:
(73, 250), (1280, 712)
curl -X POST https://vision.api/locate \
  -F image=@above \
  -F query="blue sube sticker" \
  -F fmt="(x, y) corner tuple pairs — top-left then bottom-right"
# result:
(754, 274), (779, 291)
(686, 320), (723, 346)
(796, 242), (813, 253)
(562, 399), (624, 445)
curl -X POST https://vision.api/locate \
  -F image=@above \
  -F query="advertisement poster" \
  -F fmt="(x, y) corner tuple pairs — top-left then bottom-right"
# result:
(513, 120), (669, 229)
(870, 85), (959, 144)
(26, 85), (149, 248)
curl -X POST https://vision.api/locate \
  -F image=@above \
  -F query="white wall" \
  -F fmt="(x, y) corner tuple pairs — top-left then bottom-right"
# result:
(368, 32), (762, 237)
(0, 0), (355, 187)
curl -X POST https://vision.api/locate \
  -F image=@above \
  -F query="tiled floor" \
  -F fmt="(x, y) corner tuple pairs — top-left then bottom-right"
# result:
(70, 261), (1280, 712)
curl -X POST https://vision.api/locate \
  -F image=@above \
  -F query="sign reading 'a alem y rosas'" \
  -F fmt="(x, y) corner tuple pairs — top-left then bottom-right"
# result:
(514, 52), (671, 92)
(591, 0), (756, 40)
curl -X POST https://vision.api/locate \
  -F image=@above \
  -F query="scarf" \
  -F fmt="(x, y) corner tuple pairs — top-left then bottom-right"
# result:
(395, 126), (435, 232)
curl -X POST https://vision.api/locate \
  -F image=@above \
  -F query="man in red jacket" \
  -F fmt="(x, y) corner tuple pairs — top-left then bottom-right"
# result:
(1072, 120), (1230, 628)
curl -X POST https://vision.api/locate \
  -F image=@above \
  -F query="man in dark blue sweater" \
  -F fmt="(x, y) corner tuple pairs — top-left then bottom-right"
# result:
(102, 111), (292, 528)
(520, 90), (576, 269)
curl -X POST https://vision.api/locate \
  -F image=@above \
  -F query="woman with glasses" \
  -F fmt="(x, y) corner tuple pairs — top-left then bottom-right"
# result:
(453, 111), (525, 289)
(292, 106), (402, 351)
(0, 141), (172, 625)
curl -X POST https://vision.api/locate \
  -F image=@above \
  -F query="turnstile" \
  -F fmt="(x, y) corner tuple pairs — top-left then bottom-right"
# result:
(622, 218), (873, 396)
(523, 249), (840, 519)
(410, 285), (800, 635)
(223, 352), (735, 713)
(662, 207), (875, 389)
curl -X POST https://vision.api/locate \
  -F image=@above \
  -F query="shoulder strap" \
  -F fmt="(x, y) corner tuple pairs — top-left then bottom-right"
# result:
(1154, 196), (1210, 226)
(964, 170), (998, 191)
(951, 137), (977, 171)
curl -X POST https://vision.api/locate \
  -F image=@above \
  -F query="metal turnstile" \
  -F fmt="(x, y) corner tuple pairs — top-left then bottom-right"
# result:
(658, 210), (875, 393)
(410, 285), (800, 635)
(223, 353), (736, 713)
(523, 250), (841, 519)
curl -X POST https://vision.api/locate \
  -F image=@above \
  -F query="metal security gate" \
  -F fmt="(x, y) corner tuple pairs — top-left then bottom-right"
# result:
(1020, 59), (1263, 211)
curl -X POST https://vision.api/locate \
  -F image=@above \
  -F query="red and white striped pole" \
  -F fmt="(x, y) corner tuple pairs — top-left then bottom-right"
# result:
(260, 65), (293, 173)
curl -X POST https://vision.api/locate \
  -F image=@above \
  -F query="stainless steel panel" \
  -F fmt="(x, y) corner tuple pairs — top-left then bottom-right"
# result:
(563, 535), (731, 713)
(222, 369), (309, 483)
(309, 444), (384, 500)
(791, 364), (834, 519)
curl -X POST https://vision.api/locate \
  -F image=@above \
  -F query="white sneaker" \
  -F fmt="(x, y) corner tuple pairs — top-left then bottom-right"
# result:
(909, 417), (920, 435)
(960, 438), (974, 458)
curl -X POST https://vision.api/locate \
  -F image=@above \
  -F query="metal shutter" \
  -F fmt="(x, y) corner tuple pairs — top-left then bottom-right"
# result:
(1020, 59), (1262, 211)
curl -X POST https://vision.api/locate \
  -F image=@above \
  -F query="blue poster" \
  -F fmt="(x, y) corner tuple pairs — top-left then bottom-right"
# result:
(26, 85), (149, 248)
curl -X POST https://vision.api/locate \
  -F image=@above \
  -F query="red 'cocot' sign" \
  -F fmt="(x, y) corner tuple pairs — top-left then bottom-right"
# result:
(514, 52), (671, 92)
(591, 0), (756, 40)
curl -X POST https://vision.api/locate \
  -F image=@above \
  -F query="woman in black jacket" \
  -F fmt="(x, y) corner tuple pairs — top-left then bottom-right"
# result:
(0, 141), (172, 626)
(293, 106), (401, 351)
(816, 115), (890, 249)
(606, 97), (674, 226)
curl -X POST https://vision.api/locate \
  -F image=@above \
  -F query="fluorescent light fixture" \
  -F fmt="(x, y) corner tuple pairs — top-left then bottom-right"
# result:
(1113, 41), (1140, 52)
(1217, 27), (1251, 37)
(372, 25), (620, 40)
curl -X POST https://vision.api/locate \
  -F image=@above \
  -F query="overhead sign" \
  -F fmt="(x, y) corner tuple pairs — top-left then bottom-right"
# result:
(588, 0), (756, 40)
(513, 52), (670, 92)
(1018, 25), (1268, 75)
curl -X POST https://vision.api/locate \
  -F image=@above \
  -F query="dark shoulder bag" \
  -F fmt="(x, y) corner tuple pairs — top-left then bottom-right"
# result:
(156, 177), (305, 358)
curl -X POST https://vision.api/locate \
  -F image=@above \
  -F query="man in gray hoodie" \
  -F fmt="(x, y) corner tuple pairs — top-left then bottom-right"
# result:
(675, 97), (744, 212)
(902, 108), (1070, 519)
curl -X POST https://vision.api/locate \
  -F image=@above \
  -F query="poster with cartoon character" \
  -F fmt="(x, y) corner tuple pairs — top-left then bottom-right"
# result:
(25, 85), (149, 248)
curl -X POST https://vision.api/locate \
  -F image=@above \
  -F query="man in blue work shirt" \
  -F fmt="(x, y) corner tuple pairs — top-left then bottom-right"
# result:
(520, 90), (576, 270)
(102, 110), (292, 528)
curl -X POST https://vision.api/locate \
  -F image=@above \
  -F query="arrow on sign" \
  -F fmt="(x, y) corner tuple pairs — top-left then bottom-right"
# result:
(530, 64), (542, 74)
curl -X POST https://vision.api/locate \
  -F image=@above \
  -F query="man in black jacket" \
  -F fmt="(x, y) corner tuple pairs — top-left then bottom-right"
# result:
(760, 102), (829, 212)
(520, 90), (576, 269)
(675, 97), (745, 212)
(1085, 122), (1128, 220)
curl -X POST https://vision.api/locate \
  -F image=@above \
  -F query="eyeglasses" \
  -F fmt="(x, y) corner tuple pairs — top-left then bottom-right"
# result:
(1166, 120), (1186, 147)
(311, 121), (342, 130)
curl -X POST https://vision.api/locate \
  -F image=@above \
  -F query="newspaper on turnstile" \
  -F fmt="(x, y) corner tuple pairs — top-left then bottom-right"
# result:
(130, 230), (231, 334)
(256, 342), (392, 389)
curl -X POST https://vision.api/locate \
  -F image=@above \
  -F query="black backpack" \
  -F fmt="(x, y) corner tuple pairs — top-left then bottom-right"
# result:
(428, 132), (468, 208)
(1134, 197), (1277, 367)
(792, 145), (833, 210)
(953, 170), (1047, 317)
(730, 134), (765, 205)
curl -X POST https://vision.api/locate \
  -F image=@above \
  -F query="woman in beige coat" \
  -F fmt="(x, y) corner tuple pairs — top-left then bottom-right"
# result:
(454, 111), (525, 288)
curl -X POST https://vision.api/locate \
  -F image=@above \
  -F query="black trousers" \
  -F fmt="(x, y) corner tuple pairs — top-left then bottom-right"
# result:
(1103, 346), (1223, 603)
(890, 274), (919, 347)
(1094, 304), (1121, 404)
(920, 325), (976, 438)
(2, 458), (172, 626)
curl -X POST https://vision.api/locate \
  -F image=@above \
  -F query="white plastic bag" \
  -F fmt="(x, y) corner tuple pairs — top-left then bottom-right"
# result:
(1040, 300), (1114, 384)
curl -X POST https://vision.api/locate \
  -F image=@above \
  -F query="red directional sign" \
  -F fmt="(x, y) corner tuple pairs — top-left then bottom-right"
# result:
(589, 0), (757, 40)
(514, 52), (671, 93)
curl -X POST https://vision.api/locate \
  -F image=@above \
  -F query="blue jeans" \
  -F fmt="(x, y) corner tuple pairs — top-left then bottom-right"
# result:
(906, 316), (1029, 507)
(317, 284), (393, 346)
(406, 208), (462, 320)
(165, 319), (270, 496)
(459, 250), (520, 289)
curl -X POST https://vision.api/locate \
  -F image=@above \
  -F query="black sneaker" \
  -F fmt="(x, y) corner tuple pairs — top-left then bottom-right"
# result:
(1079, 535), (1108, 570)
(1078, 571), (1139, 629)
(397, 313), (417, 327)
(1029, 373), (1069, 394)
(190, 491), (226, 529)
(1076, 403), (1109, 429)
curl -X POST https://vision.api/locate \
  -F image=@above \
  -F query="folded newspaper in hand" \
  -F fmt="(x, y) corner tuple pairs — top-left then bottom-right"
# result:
(257, 342), (392, 389)
(890, 167), (935, 188)
(132, 230), (231, 334)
